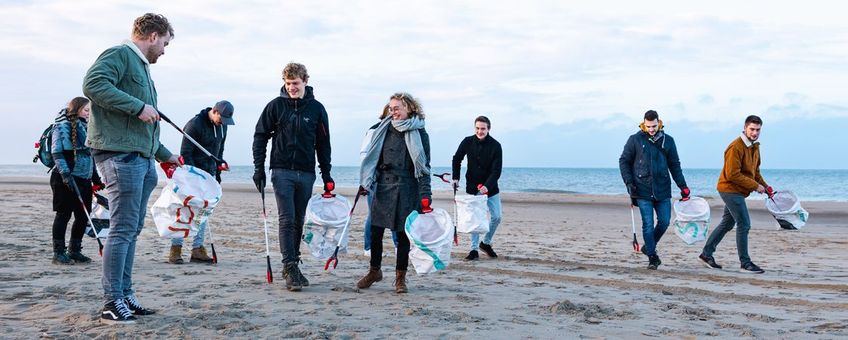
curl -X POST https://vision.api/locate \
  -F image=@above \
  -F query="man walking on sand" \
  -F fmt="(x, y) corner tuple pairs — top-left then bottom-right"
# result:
(699, 115), (775, 274)
(253, 62), (333, 292)
(452, 116), (503, 261)
(619, 110), (690, 270)
(83, 13), (181, 324)
(167, 100), (235, 264)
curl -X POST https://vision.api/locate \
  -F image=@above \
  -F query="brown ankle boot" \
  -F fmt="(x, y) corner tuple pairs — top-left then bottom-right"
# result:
(190, 246), (214, 264)
(394, 270), (408, 294)
(168, 245), (183, 264)
(357, 267), (382, 289)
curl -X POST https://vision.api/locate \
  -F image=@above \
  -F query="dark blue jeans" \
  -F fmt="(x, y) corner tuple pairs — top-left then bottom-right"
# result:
(703, 192), (752, 265)
(636, 198), (671, 257)
(271, 169), (316, 264)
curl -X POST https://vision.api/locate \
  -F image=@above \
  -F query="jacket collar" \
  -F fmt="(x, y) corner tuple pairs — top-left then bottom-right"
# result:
(122, 40), (150, 65)
(740, 133), (759, 147)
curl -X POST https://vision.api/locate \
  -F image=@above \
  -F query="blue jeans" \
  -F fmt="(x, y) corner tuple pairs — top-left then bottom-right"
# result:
(703, 192), (753, 265)
(471, 194), (503, 250)
(171, 218), (206, 249)
(271, 169), (315, 264)
(96, 152), (157, 303)
(363, 192), (398, 251)
(635, 198), (671, 257)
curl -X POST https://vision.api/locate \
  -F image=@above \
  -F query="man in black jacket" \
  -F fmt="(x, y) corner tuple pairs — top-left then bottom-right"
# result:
(619, 110), (689, 270)
(252, 63), (333, 291)
(167, 100), (234, 265)
(452, 116), (503, 261)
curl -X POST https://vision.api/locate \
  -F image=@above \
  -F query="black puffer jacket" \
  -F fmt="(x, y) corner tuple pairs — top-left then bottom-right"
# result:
(253, 86), (332, 177)
(452, 135), (502, 197)
(180, 108), (227, 179)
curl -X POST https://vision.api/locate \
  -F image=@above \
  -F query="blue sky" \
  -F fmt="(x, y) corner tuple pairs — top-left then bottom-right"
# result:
(2, 1), (846, 169)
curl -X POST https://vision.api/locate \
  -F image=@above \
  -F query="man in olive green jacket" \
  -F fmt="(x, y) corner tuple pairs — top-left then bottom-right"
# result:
(83, 13), (180, 325)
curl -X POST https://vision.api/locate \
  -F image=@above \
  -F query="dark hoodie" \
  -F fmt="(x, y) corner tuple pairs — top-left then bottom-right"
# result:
(618, 123), (687, 201)
(252, 86), (331, 178)
(180, 107), (227, 178)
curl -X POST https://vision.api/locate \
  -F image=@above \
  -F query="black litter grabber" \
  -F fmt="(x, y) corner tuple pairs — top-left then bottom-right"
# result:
(158, 111), (230, 172)
(433, 173), (459, 246)
(67, 180), (104, 256)
(630, 204), (641, 253)
(324, 188), (364, 271)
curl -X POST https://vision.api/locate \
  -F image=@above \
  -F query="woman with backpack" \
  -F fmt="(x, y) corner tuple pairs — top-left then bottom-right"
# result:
(49, 96), (103, 264)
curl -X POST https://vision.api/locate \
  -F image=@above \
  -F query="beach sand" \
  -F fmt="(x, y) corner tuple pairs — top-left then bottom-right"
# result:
(1, 177), (846, 339)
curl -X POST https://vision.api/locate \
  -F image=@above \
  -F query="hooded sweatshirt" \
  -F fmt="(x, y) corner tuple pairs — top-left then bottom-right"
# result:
(180, 107), (227, 177)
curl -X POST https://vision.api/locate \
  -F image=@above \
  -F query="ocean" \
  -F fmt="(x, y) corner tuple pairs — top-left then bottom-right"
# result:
(3, 164), (846, 202)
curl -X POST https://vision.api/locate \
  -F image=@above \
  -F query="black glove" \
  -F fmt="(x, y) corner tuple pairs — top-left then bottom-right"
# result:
(321, 173), (334, 192)
(59, 170), (72, 187)
(215, 171), (222, 183)
(253, 168), (266, 193)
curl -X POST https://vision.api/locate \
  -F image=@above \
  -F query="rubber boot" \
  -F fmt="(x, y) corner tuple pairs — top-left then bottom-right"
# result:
(168, 245), (184, 264)
(357, 267), (383, 289)
(52, 239), (73, 265)
(68, 239), (91, 263)
(394, 270), (408, 294)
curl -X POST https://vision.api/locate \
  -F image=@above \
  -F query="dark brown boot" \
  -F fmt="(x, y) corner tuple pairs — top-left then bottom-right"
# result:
(394, 270), (408, 294)
(357, 267), (382, 289)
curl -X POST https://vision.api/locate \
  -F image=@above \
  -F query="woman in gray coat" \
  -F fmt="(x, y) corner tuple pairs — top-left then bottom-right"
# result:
(357, 92), (432, 293)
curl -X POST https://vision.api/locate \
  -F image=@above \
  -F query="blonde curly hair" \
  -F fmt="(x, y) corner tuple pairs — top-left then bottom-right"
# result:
(386, 92), (425, 119)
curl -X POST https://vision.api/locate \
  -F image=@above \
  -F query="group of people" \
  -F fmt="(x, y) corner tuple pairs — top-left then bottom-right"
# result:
(45, 12), (773, 326)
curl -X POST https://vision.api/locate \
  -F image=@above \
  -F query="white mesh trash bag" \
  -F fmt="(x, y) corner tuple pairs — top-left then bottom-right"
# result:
(454, 194), (490, 234)
(151, 166), (222, 239)
(303, 194), (352, 259)
(672, 196), (711, 245)
(765, 191), (809, 230)
(404, 208), (453, 274)
(86, 194), (110, 238)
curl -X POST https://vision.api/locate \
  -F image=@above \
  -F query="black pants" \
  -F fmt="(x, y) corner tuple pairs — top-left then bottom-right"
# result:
(50, 171), (91, 242)
(369, 225), (411, 271)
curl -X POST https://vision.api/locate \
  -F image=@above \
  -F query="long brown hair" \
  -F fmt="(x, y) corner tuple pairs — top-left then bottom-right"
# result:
(66, 97), (90, 159)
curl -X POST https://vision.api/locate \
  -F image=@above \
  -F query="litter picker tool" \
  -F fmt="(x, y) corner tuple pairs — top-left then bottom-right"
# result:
(158, 111), (230, 171)
(259, 183), (273, 283)
(207, 220), (218, 264)
(67, 180), (104, 256)
(324, 186), (364, 271)
(433, 173), (459, 246)
(630, 205), (641, 253)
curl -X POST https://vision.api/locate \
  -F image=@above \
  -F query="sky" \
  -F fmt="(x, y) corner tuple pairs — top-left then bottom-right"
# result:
(2, 0), (846, 169)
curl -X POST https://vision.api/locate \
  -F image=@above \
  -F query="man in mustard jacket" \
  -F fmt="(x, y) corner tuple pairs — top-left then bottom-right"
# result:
(699, 115), (775, 274)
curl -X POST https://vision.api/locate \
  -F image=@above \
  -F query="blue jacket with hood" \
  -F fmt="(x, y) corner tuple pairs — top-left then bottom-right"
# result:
(619, 122), (687, 201)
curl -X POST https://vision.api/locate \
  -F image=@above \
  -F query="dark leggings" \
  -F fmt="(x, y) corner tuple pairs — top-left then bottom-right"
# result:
(52, 209), (87, 242)
(369, 225), (411, 271)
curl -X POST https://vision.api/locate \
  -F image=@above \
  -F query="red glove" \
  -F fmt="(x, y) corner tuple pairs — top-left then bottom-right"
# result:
(680, 187), (691, 201)
(420, 197), (433, 213)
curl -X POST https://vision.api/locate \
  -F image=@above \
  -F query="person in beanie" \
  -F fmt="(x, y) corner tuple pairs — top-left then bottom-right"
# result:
(699, 115), (774, 274)
(451, 115), (503, 261)
(167, 100), (234, 264)
(83, 13), (180, 324)
(357, 92), (432, 294)
(49, 96), (104, 265)
(252, 62), (333, 291)
(619, 110), (689, 270)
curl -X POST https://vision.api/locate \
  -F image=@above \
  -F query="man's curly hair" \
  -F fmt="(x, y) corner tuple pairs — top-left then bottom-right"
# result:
(132, 13), (174, 39)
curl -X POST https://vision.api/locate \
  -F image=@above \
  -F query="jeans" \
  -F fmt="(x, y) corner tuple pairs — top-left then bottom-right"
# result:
(271, 168), (315, 264)
(635, 198), (671, 257)
(96, 152), (157, 303)
(471, 194), (503, 250)
(702, 192), (753, 265)
(363, 192), (398, 251)
(171, 218), (206, 249)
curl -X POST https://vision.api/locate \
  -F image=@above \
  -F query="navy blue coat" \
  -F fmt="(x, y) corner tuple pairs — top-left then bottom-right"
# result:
(619, 130), (687, 201)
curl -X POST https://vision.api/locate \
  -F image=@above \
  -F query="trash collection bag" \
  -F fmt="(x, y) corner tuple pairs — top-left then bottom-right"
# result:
(672, 196), (710, 245)
(765, 191), (809, 230)
(303, 194), (352, 259)
(151, 166), (222, 239)
(454, 194), (490, 234)
(86, 193), (110, 238)
(405, 208), (453, 274)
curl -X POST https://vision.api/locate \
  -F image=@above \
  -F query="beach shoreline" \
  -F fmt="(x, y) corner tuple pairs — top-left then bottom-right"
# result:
(0, 177), (846, 338)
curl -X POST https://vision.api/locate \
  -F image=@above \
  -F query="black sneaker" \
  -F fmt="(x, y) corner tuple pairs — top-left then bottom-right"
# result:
(100, 299), (137, 324)
(479, 242), (498, 258)
(465, 250), (479, 261)
(125, 295), (156, 315)
(647, 255), (661, 270)
(740, 262), (765, 274)
(698, 253), (722, 269)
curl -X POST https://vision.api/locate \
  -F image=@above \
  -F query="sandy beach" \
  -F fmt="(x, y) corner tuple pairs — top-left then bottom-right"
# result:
(1, 176), (846, 339)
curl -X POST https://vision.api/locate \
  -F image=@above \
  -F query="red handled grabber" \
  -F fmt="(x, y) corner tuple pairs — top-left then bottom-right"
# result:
(324, 190), (364, 270)
(433, 173), (459, 246)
